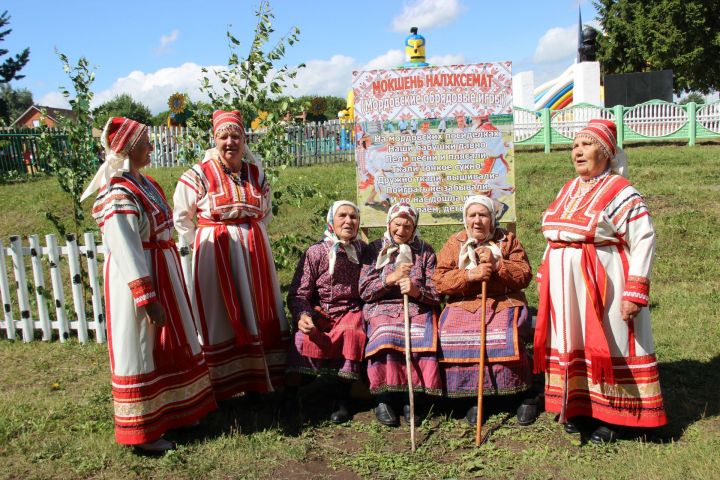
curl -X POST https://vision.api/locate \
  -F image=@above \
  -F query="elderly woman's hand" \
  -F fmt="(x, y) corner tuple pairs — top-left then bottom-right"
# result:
(386, 263), (412, 286)
(474, 246), (497, 271)
(397, 277), (420, 298)
(145, 301), (167, 327)
(621, 300), (642, 323)
(297, 314), (316, 335)
(466, 262), (492, 283)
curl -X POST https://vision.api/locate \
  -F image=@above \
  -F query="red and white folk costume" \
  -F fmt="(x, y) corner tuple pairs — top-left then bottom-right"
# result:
(534, 119), (666, 428)
(87, 117), (216, 446)
(173, 110), (288, 400)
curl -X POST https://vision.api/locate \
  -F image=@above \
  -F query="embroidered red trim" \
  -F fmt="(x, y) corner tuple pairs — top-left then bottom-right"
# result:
(128, 276), (156, 307)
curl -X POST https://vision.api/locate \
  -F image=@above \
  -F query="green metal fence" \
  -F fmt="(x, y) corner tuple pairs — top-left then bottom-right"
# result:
(0, 128), (71, 175)
(514, 100), (720, 152)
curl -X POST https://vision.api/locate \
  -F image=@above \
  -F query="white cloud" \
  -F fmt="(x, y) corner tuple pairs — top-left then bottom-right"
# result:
(392, 0), (466, 32)
(92, 62), (225, 113)
(156, 29), (180, 54)
(34, 50), (471, 114)
(37, 91), (69, 109)
(427, 53), (465, 66)
(287, 55), (356, 97)
(363, 50), (404, 71)
(533, 24), (578, 64)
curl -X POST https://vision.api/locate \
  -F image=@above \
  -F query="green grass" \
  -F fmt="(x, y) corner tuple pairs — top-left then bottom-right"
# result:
(1, 145), (719, 479)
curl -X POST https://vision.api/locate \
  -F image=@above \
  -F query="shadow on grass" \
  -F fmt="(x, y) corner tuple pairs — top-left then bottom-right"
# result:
(165, 356), (719, 446)
(167, 376), (378, 444)
(656, 354), (720, 441)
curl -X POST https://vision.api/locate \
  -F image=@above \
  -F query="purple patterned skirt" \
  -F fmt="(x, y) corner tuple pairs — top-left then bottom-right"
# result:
(438, 305), (532, 397)
(365, 311), (442, 395)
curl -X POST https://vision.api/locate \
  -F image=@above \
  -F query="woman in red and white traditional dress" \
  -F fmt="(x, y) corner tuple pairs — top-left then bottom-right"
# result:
(173, 110), (288, 401)
(534, 119), (667, 444)
(83, 117), (216, 454)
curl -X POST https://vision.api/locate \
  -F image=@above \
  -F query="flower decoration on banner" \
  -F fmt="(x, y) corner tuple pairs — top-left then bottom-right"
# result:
(168, 93), (186, 114)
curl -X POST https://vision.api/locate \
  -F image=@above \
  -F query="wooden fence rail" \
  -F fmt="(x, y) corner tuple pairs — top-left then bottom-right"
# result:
(0, 233), (196, 343)
(0, 233), (107, 342)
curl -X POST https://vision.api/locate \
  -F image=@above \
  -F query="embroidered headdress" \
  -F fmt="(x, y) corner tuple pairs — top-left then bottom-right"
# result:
(576, 118), (628, 177)
(80, 117), (148, 201)
(213, 109), (245, 135)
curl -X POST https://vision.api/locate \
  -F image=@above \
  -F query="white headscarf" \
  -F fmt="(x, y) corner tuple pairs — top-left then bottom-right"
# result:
(458, 195), (503, 270)
(375, 202), (419, 269)
(610, 148), (629, 178)
(323, 200), (360, 275)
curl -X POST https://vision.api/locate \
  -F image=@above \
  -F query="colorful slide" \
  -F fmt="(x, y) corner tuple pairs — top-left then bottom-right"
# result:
(533, 65), (574, 110)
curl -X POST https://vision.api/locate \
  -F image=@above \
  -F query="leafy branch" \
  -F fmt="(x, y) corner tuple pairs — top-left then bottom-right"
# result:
(36, 52), (99, 238)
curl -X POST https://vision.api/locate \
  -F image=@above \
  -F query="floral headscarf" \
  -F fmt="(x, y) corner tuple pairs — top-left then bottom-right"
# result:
(323, 200), (360, 275)
(375, 202), (420, 269)
(458, 195), (502, 270)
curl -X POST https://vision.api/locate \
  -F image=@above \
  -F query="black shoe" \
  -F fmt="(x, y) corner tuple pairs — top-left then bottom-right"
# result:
(133, 437), (175, 456)
(279, 391), (301, 427)
(563, 420), (580, 434)
(516, 398), (540, 426)
(330, 400), (351, 424)
(374, 402), (399, 426)
(465, 406), (478, 427)
(590, 425), (618, 444)
(402, 404), (421, 425)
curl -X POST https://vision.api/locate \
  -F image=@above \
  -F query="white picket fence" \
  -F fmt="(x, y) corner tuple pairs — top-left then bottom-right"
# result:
(0, 233), (193, 343)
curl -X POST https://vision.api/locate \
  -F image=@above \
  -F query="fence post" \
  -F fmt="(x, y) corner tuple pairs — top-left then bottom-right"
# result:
(28, 235), (52, 340)
(66, 233), (89, 343)
(687, 102), (697, 146)
(613, 104), (624, 148)
(541, 108), (552, 153)
(9, 236), (33, 341)
(0, 240), (16, 340)
(84, 232), (106, 343)
(46, 234), (70, 341)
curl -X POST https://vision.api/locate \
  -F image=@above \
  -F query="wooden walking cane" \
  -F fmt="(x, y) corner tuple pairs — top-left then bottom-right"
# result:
(403, 293), (416, 452)
(475, 280), (488, 447)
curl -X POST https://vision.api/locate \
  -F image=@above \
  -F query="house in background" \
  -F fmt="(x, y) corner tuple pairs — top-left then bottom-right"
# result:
(11, 105), (76, 128)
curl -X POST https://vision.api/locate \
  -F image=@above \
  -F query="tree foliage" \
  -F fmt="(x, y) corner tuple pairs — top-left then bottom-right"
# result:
(297, 95), (346, 122)
(184, 0), (305, 192)
(92, 93), (152, 129)
(0, 83), (32, 123)
(594, 0), (720, 93)
(679, 92), (706, 105)
(0, 10), (30, 84)
(37, 53), (99, 237)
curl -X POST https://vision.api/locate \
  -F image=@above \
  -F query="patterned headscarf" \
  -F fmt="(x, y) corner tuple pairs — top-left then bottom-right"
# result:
(208, 109), (265, 180)
(81, 117), (148, 201)
(458, 195), (502, 270)
(575, 118), (628, 178)
(323, 200), (360, 275)
(213, 109), (245, 135)
(375, 202), (419, 269)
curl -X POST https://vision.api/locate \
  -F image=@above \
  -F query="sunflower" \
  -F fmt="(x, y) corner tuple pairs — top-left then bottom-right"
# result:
(168, 93), (186, 114)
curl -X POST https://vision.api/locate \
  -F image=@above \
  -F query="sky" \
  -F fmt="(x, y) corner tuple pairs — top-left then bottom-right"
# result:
(3, 0), (602, 114)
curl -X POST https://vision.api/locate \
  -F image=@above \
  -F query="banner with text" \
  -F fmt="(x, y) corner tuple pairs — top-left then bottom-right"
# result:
(353, 62), (514, 226)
